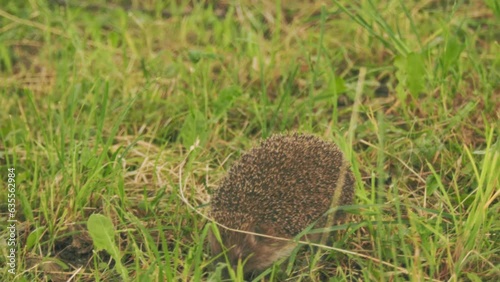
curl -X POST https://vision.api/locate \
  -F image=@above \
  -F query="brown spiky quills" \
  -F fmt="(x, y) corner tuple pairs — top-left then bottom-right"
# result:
(209, 133), (355, 276)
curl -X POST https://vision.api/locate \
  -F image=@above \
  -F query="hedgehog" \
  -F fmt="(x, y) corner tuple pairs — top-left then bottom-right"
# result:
(208, 133), (355, 277)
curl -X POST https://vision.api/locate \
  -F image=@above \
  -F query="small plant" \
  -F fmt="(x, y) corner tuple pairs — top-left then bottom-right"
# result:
(87, 214), (129, 281)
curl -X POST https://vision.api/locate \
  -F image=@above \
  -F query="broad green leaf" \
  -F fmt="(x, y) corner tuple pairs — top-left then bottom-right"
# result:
(441, 36), (464, 74)
(213, 86), (240, 120)
(180, 109), (208, 149)
(87, 214), (117, 252)
(26, 227), (46, 251)
(87, 214), (129, 280)
(406, 52), (426, 97)
(394, 52), (426, 98)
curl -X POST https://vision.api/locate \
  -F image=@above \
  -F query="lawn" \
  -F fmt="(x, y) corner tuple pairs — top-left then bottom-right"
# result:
(0, 0), (499, 281)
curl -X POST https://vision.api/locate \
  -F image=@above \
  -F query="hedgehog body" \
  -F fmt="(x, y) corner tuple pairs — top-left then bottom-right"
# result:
(209, 133), (355, 276)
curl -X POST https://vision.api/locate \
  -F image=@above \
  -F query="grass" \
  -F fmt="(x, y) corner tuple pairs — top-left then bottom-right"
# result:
(0, 0), (498, 281)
